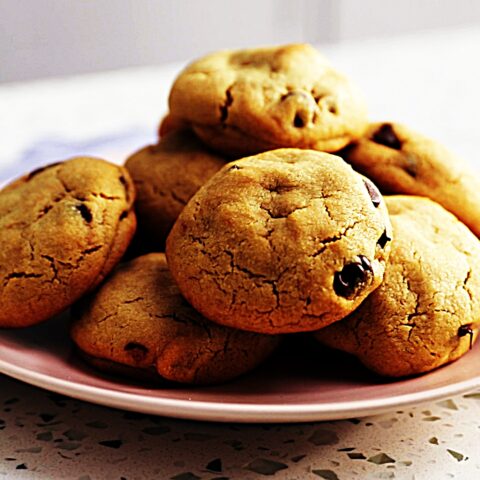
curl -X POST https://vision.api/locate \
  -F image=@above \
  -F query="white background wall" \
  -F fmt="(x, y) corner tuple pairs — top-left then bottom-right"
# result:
(1, 0), (480, 83)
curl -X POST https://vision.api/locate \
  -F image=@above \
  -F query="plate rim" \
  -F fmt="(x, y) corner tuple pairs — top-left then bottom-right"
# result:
(1, 356), (479, 423)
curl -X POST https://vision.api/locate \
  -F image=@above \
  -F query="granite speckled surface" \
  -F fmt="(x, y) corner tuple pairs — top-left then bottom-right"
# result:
(1, 26), (480, 479)
(0, 375), (479, 479)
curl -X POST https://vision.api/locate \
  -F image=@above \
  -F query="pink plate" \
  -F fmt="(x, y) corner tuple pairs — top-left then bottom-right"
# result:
(0, 313), (479, 423)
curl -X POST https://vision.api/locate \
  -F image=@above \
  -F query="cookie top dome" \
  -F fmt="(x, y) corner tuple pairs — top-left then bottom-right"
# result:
(0, 157), (136, 327)
(166, 148), (391, 334)
(169, 44), (368, 156)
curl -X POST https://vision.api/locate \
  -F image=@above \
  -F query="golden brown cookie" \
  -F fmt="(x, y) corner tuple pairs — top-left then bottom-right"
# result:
(0, 158), (136, 328)
(158, 113), (189, 137)
(315, 196), (480, 377)
(166, 149), (392, 334)
(125, 130), (226, 248)
(169, 44), (368, 156)
(340, 122), (480, 237)
(71, 253), (280, 385)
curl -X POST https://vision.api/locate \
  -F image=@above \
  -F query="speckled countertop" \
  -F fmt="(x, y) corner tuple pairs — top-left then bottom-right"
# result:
(1, 26), (480, 480)
(0, 375), (479, 479)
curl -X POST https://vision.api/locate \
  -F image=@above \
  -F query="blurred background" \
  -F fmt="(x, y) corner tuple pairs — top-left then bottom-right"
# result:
(1, 0), (479, 177)
(2, 0), (480, 83)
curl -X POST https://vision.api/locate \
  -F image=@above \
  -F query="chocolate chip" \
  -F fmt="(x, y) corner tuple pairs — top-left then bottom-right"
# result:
(377, 229), (391, 249)
(99, 439), (122, 449)
(323, 97), (338, 115)
(124, 342), (146, 351)
(206, 458), (222, 473)
(363, 178), (382, 207)
(229, 165), (241, 171)
(124, 342), (149, 362)
(372, 123), (402, 150)
(294, 113), (305, 128)
(328, 104), (337, 114)
(334, 255), (373, 299)
(404, 155), (418, 177)
(458, 324), (474, 350)
(75, 203), (92, 223)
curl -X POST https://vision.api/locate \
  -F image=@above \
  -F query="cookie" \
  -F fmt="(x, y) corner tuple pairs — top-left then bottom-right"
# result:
(158, 113), (189, 137)
(125, 130), (226, 247)
(0, 157), (136, 328)
(168, 44), (368, 156)
(315, 196), (480, 377)
(166, 148), (392, 334)
(71, 253), (280, 385)
(339, 122), (480, 237)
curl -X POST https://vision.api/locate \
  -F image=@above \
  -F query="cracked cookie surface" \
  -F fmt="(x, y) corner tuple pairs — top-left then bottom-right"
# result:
(340, 122), (480, 237)
(0, 157), (136, 328)
(125, 130), (226, 248)
(71, 253), (280, 385)
(315, 195), (480, 377)
(168, 44), (368, 156)
(166, 149), (392, 334)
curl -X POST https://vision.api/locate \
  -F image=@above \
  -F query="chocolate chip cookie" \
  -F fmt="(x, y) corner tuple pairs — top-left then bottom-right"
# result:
(168, 44), (368, 156)
(158, 113), (189, 137)
(71, 253), (280, 385)
(125, 130), (226, 247)
(315, 196), (480, 377)
(0, 157), (136, 328)
(340, 122), (480, 237)
(166, 149), (392, 334)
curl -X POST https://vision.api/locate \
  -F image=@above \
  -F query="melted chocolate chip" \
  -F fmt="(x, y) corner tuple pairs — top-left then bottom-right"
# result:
(75, 203), (92, 223)
(124, 342), (148, 351)
(377, 229), (392, 249)
(328, 103), (337, 114)
(293, 113), (305, 128)
(124, 342), (149, 362)
(363, 178), (382, 207)
(372, 123), (402, 150)
(404, 154), (418, 177)
(458, 324), (474, 350)
(334, 255), (373, 299)
(206, 458), (223, 473)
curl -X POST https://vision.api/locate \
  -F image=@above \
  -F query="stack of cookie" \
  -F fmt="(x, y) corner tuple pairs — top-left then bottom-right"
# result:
(1, 44), (479, 385)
